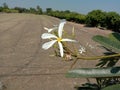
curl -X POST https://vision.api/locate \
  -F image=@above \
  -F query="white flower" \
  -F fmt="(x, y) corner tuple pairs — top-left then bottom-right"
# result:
(86, 43), (94, 49)
(79, 45), (86, 54)
(41, 20), (76, 57)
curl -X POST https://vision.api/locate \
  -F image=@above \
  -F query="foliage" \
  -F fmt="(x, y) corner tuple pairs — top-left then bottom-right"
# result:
(85, 10), (107, 27)
(45, 10), (86, 24)
(45, 9), (120, 32)
(0, 3), (120, 32)
(0, 7), (3, 12)
(92, 35), (120, 53)
(14, 7), (29, 13)
(29, 8), (37, 14)
(85, 10), (120, 32)
(75, 83), (100, 90)
(105, 12), (120, 32)
(2, 8), (19, 13)
(101, 84), (120, 90)
(66, 32), (120, 89)
(0, 3), (42, 14)
(96, 55), (119, 67)
(66, 67), (120, 78)
(46, 8), (53, 14)
(3, 3), (8, 9)
(29, 6), (42, 14)
(41, 19), (120, 89)
(36, 5), (43, 14)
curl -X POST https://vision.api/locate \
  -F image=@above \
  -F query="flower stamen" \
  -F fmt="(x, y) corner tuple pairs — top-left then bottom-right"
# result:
(57, 38), (62, 42)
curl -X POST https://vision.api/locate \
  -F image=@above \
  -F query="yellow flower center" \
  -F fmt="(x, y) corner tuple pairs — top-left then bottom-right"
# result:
(57, 38), (62, 42)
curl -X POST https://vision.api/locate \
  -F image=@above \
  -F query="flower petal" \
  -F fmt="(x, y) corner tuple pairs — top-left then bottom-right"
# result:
(44, 27), (49, 31)
(42, 40), (57, 50)
(48, 27), (58, 32)
(41, 33), (57, 39)
(79, 45), (86, 54)
(58, 19), (66, 38)
(44, 27), (58, 32)
(58, 42), (64, 57)
(62, 38), (77, 42)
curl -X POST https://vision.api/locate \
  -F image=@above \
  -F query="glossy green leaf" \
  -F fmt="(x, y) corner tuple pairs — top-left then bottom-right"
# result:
(92, 35), (120, 53)
(109, 33), (120, 42)
(66, 67), (120, 78)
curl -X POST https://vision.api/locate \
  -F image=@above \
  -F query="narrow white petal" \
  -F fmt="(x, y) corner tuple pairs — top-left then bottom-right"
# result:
(41, 33), (57, 39)
(42, 40), (57, 50)
(44, 27), (53, 32)
(44, 27), (58, 32)
(48, 27), (58, 32)
(48, 29), (54, 33)
(62, 38), (77, 42)
(58, 19), (66, 38)
(58, 42), (64, 57)
(44, 27), (49, 31)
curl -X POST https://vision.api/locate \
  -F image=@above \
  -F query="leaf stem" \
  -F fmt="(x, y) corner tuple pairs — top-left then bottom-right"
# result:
(63, 42), (120, 60)
(76, 53), (120, 60)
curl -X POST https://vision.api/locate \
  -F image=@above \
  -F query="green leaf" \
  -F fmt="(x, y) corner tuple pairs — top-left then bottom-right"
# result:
(109, 33), (120, 42)
(66, 67), (120, 78)
(92, 35), (120, 53)
(102, 84), (120, 90)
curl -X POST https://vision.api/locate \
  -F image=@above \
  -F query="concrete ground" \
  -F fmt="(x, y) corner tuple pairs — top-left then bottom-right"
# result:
(0, 13), (115, 90)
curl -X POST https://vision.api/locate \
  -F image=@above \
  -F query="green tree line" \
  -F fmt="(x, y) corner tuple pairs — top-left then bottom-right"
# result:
(86, 10), (120, 32)
(45, 8), (86, 24)
(0, 3), (120, 32)
(0, 3), (43, 14)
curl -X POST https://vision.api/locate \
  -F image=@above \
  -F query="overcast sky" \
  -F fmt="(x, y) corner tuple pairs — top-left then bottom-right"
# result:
(0, 0), (120, 14)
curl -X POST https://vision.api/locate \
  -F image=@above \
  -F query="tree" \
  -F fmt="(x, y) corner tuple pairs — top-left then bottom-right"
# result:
(86, 10), (107, 27)
(29, 7), (37, 14)
(46, 8), (52, 14)
(14, 7), (29, 13)
(36, 5), (42, 14)
(105, 12), (120, 32)
(3, 3), (9, 9)
(0, 7), (3, 12)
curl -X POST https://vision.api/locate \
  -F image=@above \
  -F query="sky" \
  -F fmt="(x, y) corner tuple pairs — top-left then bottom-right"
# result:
(0, 0), (120, 14)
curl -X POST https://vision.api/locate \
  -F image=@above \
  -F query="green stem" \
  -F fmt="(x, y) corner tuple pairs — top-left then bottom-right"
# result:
(63, 43), (120, 60)
(70, 59), (78, 69)
(76, 53), (120, 60)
